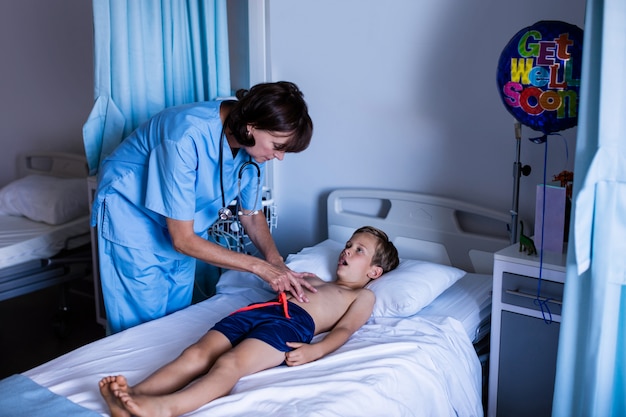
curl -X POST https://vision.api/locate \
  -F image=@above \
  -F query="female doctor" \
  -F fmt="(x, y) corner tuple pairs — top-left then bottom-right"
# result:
(91, 81), (315, 334)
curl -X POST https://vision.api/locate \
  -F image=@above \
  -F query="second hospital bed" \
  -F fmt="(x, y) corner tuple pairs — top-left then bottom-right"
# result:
(0, 187), (510, 416)
(0, 152), (92, 320)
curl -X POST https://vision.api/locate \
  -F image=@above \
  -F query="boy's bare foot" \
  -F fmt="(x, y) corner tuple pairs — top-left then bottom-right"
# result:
(116, 391), (170, 417)
(109, 374), (131, 395)
(98, 375), (131, 417)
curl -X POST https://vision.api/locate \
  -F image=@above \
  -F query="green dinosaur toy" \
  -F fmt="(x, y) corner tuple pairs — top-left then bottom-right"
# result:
(519, 221), (537, 255)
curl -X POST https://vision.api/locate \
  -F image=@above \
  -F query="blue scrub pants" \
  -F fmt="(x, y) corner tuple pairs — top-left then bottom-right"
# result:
(98, 235), (195, 334)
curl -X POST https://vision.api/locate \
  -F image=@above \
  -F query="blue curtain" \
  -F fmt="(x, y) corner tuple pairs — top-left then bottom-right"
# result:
(553, 0), (626, 416)
(82, 0), (231, 175)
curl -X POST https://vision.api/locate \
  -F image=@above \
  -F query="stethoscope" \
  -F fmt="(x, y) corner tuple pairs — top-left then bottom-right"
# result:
(217, 131), (261, 221)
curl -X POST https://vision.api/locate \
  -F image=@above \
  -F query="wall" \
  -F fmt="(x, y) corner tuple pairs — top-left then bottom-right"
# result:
(227, 0), (251, 91)
(0, 0), (587, 259)
(262, 0), (586, 256)
(0, 0), (94, 186)
(0, 0), (250, 185)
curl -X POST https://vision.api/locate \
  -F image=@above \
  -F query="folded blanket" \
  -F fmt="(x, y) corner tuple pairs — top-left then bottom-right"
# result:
(0, 374), (100, 417)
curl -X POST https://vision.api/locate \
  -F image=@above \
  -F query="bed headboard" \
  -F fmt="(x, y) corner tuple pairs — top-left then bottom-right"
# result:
(18, 152), (88, 179)
(327, 189), (511, 274)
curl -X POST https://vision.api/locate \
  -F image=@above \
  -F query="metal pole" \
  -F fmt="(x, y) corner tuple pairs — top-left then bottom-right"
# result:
(510, 122), (522, 244)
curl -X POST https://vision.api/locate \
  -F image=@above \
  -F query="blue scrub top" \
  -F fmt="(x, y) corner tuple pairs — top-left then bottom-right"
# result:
(91, 100), (265, 258)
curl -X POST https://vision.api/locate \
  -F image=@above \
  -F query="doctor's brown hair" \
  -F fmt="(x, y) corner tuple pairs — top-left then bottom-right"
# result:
(224, 81), (313, 153)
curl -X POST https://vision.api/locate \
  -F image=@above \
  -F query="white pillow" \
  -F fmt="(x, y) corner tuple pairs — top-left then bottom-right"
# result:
(366, 259), (466, 318)
(285, 239), (344, 281)
(286, 239), (466, 318)
(0, 175), (89, 225)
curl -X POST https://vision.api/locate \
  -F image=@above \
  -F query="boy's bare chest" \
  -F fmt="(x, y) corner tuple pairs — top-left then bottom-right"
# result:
(293, 283), (356, 324)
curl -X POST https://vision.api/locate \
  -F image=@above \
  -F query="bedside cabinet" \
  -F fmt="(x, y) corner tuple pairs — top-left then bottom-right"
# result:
(487, 244), (566, 417)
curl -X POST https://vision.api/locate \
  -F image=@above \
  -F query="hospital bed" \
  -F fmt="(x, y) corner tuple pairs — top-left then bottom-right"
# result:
(0, 152), (92, 320)
(0, 188), (510, 416)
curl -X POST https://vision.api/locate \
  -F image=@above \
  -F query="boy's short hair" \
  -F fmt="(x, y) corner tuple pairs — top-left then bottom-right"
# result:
(353, 226), (399, 273)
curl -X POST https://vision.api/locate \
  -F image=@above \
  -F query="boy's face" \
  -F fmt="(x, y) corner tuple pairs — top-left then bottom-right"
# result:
(335, 232), (381, 285)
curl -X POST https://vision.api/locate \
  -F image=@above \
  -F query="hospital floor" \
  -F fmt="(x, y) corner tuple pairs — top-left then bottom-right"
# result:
(0, 276), (106, 379)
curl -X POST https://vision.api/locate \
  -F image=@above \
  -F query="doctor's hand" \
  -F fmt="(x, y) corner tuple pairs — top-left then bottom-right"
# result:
(262, 262), (317, 303)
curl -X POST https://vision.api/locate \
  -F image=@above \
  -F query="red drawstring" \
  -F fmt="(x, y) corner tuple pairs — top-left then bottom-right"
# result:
(230, 291), (291, 319)
(278, 292), (291, 318)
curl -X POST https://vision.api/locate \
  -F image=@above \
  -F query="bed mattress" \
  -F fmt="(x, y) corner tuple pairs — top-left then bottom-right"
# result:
(420, 272), (492, 343)
(20, 271), (485, 416)
(0, 215), (90, 269)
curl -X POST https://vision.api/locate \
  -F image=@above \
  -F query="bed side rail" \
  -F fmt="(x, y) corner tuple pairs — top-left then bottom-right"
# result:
(18, 152), (88, 179)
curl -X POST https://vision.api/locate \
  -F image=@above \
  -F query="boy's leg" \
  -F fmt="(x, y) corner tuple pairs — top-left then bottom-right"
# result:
(117, 338), (286, 417)
(100, 330), (232, 416)
(129, 330), (233, 396)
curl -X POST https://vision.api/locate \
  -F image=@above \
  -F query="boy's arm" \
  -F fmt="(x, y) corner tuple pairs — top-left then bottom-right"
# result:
(284, 289), (375, 366)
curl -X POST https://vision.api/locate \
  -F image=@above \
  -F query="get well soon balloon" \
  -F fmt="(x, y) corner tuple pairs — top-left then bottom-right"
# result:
(497, 21), (583, 135)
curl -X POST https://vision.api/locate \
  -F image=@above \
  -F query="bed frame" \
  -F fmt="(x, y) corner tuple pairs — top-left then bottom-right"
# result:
(327, 188), (511, 407)
(1, 188), (513, 416)
(327, 189), (511, 274)
(17, 152), (89, 179)
(0, 152), (92, 334)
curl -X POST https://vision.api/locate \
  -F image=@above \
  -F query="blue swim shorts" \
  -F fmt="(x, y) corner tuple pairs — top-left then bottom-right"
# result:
(211, 301), (315, 352)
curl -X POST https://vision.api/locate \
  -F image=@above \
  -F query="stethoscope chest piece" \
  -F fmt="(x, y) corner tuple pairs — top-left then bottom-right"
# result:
(218, 207), (233, 221)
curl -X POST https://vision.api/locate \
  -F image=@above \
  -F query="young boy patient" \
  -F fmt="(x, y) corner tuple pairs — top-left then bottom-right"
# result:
(99, 226), (399, 417)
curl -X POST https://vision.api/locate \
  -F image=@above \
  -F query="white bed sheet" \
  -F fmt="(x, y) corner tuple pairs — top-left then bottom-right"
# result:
(24, 270), (484, 417)
(420, 272), (492, 343)
(0, 215), (90, 269)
